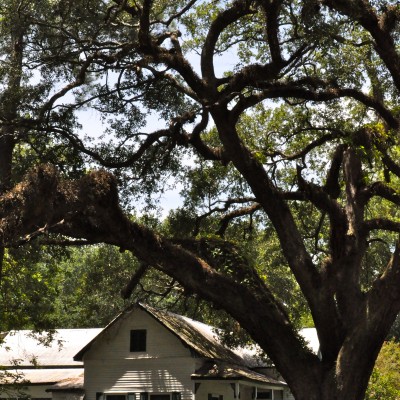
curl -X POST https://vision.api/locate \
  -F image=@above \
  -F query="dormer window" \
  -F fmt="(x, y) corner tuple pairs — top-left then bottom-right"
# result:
(130, 329), (146, 352)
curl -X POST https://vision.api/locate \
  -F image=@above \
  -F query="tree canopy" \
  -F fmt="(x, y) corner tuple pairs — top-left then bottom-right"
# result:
(1, 0), (400, 399)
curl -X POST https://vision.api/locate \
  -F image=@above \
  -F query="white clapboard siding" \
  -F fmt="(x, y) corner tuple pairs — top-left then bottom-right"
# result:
(52, 392), (83, 400)
(83, 309), (196, 400)
(84, 309), (192, 361)
(194, 380), (236, 400)
(84, 357), (195, 398)
(282, 389), (295, 400)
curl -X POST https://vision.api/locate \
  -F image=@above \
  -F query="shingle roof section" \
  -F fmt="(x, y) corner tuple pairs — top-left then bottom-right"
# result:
(46, 374), (84, 391)
(142, 303), (245, 365)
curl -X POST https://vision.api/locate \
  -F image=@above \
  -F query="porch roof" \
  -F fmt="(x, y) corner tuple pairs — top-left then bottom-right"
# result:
(46, 375), (85, 392)
(192, 361), (286, 387)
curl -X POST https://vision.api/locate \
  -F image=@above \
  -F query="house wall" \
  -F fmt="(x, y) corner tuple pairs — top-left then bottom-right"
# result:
(194, 381), (285, 400)
(0, 384), (52, 399)
(282, 389), (294, 400)
(83, 309), (196, 400)
(52, 392), (83, 400)
(194, 380), (236, 400)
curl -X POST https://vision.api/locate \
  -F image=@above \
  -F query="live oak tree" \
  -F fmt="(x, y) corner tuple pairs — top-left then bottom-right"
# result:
(1, 0), (400, 399)
(0, 0), (100, 277)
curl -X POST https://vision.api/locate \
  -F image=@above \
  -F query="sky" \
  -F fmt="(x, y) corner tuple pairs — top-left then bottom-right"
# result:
(73, 50), (238, 217)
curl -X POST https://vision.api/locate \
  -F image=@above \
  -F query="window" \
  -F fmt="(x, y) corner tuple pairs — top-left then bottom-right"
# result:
(150, 396), (170, 400)
(106, 395), (126, 400)
(130, 329), (146, 352)
(104, 393), (138, 400)
(103, 393), (179, 400)
(208, 394), (223, 400)
(256, 391), (272, 400)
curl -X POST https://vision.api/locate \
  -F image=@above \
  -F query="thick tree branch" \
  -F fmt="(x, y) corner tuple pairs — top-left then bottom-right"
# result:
(137, 0), (205, 97)
(259, 0), (284, 64)
(372, 238), (400, 296)
(365, 239), (400, 353)
(322, 0), (400, 92)
(231, 81), (400, 129)
(121, 262), (149, 299)
(265, 130), (340, 162)
(188, 110), (230, 163)
(331, 149), (368, 328)
(193, 197), (257, 236)
(0, 165), (321, 391)
(297, 166), (344, 220)
(216, 203), (261, 236)
(201, 0), (255, 88)
(375, 144), (400, 179)
(364, 219), (400, 233)
(323, 144), (346, 199)
(211, 107), (342, 362)
(363, 181), (400, 205)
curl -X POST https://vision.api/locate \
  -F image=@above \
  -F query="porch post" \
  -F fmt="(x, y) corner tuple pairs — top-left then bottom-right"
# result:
(230, 382), (240, 398)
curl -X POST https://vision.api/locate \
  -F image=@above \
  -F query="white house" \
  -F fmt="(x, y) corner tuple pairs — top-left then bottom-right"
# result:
(0, 304), (319, 400)
(0, 328), (101, 400)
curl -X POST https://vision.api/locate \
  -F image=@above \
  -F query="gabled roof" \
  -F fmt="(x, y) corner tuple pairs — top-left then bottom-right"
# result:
(74, 303), (244, 365)
(142, 304), (245, 365)
(0, 329), (102, 368)
(73, 304), (319, 370)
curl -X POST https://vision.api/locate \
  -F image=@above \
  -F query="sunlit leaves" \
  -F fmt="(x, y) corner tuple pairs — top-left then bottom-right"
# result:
(0, 245), (66, 331)
(365, 341), (400, 400)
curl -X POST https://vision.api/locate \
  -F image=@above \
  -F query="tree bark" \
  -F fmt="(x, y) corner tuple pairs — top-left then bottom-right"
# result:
(0, 10), (24, 282)
(2, 165), (398, 400)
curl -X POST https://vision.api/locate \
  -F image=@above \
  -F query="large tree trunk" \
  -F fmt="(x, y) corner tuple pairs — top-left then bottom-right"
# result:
(0, 17), (23, 281)
(0, 131), (14, 281)
(1, 166), (399, 400)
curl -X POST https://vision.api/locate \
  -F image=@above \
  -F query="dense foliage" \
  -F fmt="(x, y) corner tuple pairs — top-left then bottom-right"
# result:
(365, 341), (400, 400)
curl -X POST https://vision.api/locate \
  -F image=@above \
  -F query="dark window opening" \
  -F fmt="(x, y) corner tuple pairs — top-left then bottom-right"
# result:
(106, 395), (127, 400)
(257, 392), (272, 400)
(150, 395), (170, 400)
(130, 329), (146, 352)
(208, 394), (223, 400)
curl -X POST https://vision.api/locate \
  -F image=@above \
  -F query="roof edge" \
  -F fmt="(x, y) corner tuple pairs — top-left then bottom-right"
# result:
(73, 304), (136, 361)
(136, 303), (203, 358)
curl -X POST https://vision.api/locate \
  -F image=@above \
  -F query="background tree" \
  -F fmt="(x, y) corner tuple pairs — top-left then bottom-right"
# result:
(1, 0), (400, 400)
(365, 340), (400, 400)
